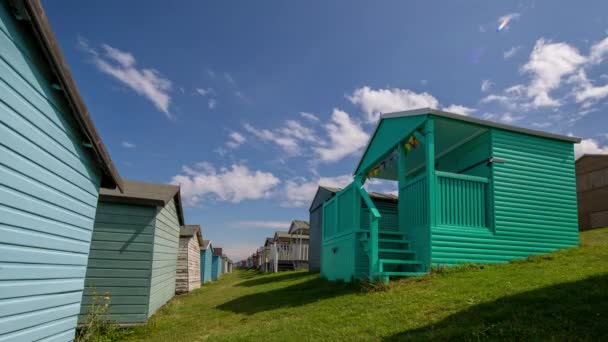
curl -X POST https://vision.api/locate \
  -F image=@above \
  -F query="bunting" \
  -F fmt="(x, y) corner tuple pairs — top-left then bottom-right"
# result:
(365, 134), (421, 179)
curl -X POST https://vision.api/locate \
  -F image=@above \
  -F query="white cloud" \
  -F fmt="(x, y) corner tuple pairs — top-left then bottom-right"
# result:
(300, 112), (319, 122)
(196, 87), (215, 96)
(121, 141), (136, 149)
(348, 86), (439, 122)
(283, 174), (353, 207)
(244, 119), (318, 156)
(521, 39), (587, 107)
(226, 132), (246, 149)
(499, 112), (523, 124)
(442, 104), (476, 116)
(590, 37), (608, 64)
(225, 73), (236, 85)
(569, 70), (608, 103)
(481, 79), (493, 92)
(314, 109), (369, 162)
(532, 122), (552, 129)
(230, 221), (291, 229)
(79, 38), (173, 117)
(504, 46), (522, 59)
(575, 138), (608, 159)
(171, 162), (280, 206)
(208, 98), (217, 109)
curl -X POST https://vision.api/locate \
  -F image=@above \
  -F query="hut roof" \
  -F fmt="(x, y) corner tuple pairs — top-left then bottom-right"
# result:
(99, 179), (185, 225)
(288, 220), (310, 234)
(180, 225), (203, 246)
(354, 107), (581, 176)
(16, 0), (122, 191)
(201, 240), (212, 250)
(213, 247), (223, 256)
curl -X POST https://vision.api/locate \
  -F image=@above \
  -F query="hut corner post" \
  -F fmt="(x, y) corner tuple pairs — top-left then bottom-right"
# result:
(355, 176), (380, 282)
(424, 117), (436, 273)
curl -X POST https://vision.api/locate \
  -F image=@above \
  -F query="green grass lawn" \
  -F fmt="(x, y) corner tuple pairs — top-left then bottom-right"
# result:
(120, 228), (608, 341)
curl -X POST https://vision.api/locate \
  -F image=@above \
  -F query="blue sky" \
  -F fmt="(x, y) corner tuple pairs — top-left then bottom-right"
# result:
(44, 1), (608, 260)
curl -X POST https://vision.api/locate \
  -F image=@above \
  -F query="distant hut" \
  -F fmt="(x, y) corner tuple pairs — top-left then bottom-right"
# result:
(576, 154), (608, 230)
(79, 180), (184, 324)
(212, 248), (223, 280)
(221, 254), (228, 274)
(0, 1), (123, 339)
(176, 225), (203, 294)
(288, 220), (310, 269)
(200, 240), (214, 283)
(309, 186), (398, 272)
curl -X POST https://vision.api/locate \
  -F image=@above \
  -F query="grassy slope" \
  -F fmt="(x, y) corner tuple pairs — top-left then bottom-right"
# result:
(123, 228), (608, 341)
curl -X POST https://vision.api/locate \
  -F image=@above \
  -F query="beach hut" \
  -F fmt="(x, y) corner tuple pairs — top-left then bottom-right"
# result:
(310, 186), (398, 272)
(321, 108), (580, 283)
(0, 1), (123, 340)
(288, 220), (310, 269)
(576, 154), (608, 230)
(176, 225), (203, 294)
(79, 179), (184, 324)
(200, 240), (214, 283)
(212, 247), (223, 280)
(221, 254), (228, 274)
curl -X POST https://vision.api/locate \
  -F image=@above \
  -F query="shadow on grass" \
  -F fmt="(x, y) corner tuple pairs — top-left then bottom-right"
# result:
(218, 277), (358, 315)
(237, 271), (312, 287)
(384, 274), (608, 341)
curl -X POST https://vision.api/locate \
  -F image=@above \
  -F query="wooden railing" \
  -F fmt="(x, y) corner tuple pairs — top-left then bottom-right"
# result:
(436, 171), (489, 229)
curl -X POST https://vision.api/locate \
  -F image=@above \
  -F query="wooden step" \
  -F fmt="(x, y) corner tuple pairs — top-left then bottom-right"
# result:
(378, 249), (416, 255)
(379, 259), (421, 265)
(380, 271), (427, 277)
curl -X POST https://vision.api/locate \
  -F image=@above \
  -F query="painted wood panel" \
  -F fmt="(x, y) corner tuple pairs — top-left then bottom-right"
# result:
(431, 129), (579, 265)
(0, 3), (102, 340)
(176, 236), (201, 293)
(200, 246), (213, 283)
(79, 202), (156, 324)
(148, 199), (180, 317)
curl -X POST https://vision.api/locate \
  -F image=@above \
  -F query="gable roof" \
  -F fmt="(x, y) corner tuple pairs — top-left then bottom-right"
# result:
(575, 154), (608, 175)
(310, 185), (398, 212)
(288, 220), (309, 234)
(201, 240), (212, 250)
(213, 247), (223, 256)
(265, 237), (274, 247)
(355, 107), (581, 175)
(180, 224), (203, 246)
(16, 0), (122, 191)
(99, 179), (185, 225)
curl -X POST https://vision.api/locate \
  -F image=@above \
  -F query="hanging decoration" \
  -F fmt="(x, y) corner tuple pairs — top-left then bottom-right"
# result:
(365, 134), (420, 180)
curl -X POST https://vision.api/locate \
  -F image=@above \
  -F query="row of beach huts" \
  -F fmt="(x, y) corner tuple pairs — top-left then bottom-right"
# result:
(0, 1), (232, 340)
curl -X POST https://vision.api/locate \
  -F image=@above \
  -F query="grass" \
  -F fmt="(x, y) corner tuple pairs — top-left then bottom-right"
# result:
(121, 228), (608, 341)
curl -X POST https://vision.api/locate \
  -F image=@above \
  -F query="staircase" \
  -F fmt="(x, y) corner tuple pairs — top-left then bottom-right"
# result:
(360, 229), (426, 280)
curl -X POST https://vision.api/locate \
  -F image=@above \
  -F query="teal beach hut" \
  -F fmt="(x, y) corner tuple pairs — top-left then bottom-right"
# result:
(321, 108), (581, 283)
(0, 1), (123, 340)
(79, 180), (184, 324)
(212, 247), (223, 280)
(200, 240), (213, 283)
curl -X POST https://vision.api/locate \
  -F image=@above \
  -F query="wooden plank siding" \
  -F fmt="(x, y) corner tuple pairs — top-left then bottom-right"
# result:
(0, 3), (104, 340)
(79, 202), (156, 324)
(148, 198), (180, 316)
(176, 235), (201, 294)
(430, 129), (580, 266)
(200, 245), (213, 283)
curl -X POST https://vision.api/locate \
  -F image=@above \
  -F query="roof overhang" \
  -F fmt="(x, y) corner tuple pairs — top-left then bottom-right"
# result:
(354, 107), (582, 176)
(16, 0), (123, 191)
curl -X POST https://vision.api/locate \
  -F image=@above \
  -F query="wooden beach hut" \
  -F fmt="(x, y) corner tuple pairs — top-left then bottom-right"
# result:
(0, 1), (123, 340)
(79, 179), (184, 324)
(576, 154), (608, 230)
(176, 225), (203, 294)
(212, 247), (223, 280)
(321, 108), (580, 283)
(309, 186), (398, 272)
(200, 240), (213, 283)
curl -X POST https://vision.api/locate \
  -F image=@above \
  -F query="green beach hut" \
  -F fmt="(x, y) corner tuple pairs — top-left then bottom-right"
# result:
(0, 1), (122, 340)
(79, 179), (184, 324)
(212, 247), (223, 280)
(321, 108), (581, 283)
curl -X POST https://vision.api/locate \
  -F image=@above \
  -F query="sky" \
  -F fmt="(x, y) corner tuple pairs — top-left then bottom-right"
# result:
(44, 0), (608, 260)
